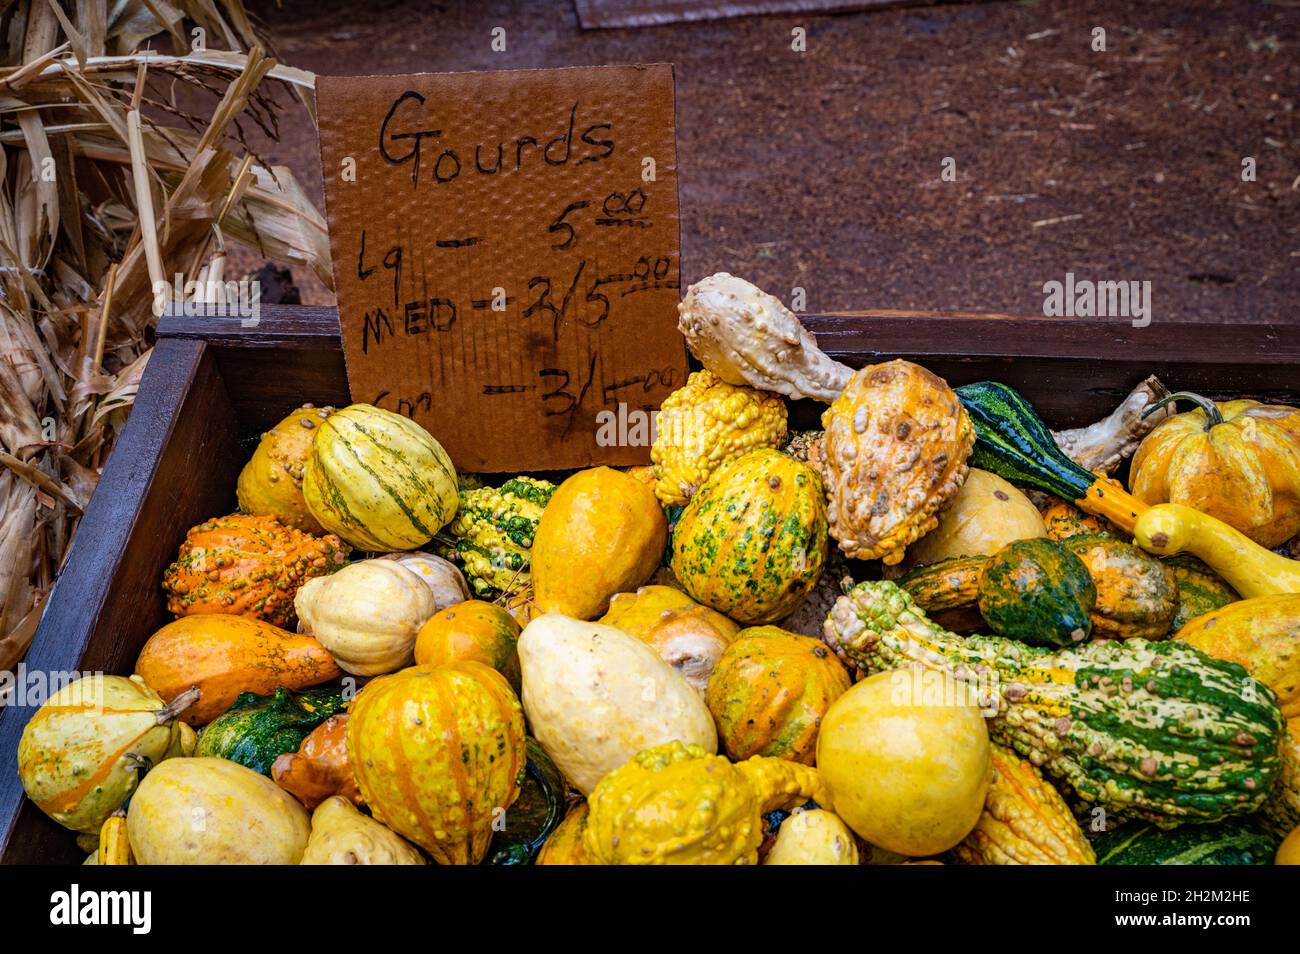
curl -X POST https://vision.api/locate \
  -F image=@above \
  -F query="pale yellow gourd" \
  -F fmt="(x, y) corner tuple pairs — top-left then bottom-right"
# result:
(518, 614), (717, 794)
(816, 669), (991, 856)
(1134, 503), (1300, 598)
(294, 558), (436, 675)
(300, 796), (425, 865)
(908, 468), (1046, 564)
(126, 757), (311, 864)
(763, 809), (859, 865)
(377, 551), (469, 612)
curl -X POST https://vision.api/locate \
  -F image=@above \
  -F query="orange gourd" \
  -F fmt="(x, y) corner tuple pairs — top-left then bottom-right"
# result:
(1131, 393), (1300, 547)
(820, 360), (974, 565)
(236, 404), (336, 533)
(134, 614), (341, 725)
(162, 513), (348, 629)
(413, 600), (522, 689)
(272, 714), (362, 810)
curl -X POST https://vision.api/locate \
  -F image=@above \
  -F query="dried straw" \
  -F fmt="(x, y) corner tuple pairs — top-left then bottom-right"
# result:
(0, 1), (331, 680)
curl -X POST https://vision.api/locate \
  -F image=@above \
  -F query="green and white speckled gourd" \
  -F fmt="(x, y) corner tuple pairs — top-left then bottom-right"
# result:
(823, 580), (1285, 826)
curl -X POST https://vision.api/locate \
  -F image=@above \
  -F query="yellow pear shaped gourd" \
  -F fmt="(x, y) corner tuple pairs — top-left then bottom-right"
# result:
(126, 757), (311, 864)
(18, 675), (195, 833)
(531, 467), (667, 620)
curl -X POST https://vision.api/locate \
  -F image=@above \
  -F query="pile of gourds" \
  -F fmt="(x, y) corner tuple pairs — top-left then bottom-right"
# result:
(16, 274), (1300, 866)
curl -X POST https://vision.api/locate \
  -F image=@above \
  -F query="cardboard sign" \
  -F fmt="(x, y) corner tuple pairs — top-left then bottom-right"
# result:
(316, 65), (687, 472)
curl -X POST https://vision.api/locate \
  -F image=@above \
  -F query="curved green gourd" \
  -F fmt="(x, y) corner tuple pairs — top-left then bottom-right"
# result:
(956, 381), (1098, 500)
(824, 580), (1285, 826)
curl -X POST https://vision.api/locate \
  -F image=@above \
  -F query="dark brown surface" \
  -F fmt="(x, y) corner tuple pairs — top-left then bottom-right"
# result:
(3, 303), (1297, 863)
(574, 0), (910, 29)
(239, 0), (1298, 324)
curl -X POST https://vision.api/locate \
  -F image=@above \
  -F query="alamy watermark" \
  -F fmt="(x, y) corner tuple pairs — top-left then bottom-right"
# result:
(0, 664), (104, 709)
(1042, 272), (1151, 327)
(151, 273), (262, 327)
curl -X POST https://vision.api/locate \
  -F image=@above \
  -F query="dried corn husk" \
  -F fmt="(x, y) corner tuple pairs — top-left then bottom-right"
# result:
(0, 2), (330, 687)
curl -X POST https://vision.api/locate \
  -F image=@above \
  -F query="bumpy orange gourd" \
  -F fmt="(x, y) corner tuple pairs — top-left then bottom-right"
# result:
(1131, 393), (1300, 547)
(531, 467), (667, 620)
(162, 513), (348, 629)
(346, 662), (526, 865)
(236, 404), (336, 533)
(820, 360), (975, 565)
(414, 600), (522, 690)
(134, 614), (341, 725)
(706, 626), (850, 764)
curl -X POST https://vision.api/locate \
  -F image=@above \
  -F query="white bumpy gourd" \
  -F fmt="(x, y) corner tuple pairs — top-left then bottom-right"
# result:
(678, 273), (853, 403)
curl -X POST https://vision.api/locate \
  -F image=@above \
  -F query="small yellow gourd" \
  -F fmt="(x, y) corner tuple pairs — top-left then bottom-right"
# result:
(126, 757), (312, 864)
(531, 467), (667, 620)
(1134, 503), (1300, 598)
(300, 796), (425, 865)
(762, 809), (859, 865)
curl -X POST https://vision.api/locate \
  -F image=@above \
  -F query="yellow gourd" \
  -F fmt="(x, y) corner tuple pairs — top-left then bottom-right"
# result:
(1134, 503), (1300, 597)
(97, 814), (133, 865)
(535, 804), (592, 865)
(126, 757), (311, 864)
(1278, 825), (1300, 865)
(18, 675), (197, 833)
(346, 662), (526, 865)
(908, 468), (1046, 564)
(583, 741), (831, 865)
(531, 467), (667, 620)
(1131, 393), (1300, 547)
(236, 404), (336, 533)
(816, 669), (991, 856)
(650, 369), (787, 506)
(1177, 594), (1300, 718)
(762, 809), (859, 865)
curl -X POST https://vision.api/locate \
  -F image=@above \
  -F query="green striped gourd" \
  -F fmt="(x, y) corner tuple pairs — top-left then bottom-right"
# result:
(671, 448), (828, 625)
(302, 404), (458, 551)
(823, 580), (1285, 826)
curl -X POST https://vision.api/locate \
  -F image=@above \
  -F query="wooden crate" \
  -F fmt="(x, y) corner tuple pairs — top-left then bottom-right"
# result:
(1, 305), (1295, 863)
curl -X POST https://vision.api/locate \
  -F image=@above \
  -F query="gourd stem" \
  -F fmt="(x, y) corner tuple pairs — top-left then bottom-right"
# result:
(156, 685), (201, 724)
(1142, 391), (1224, 430)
